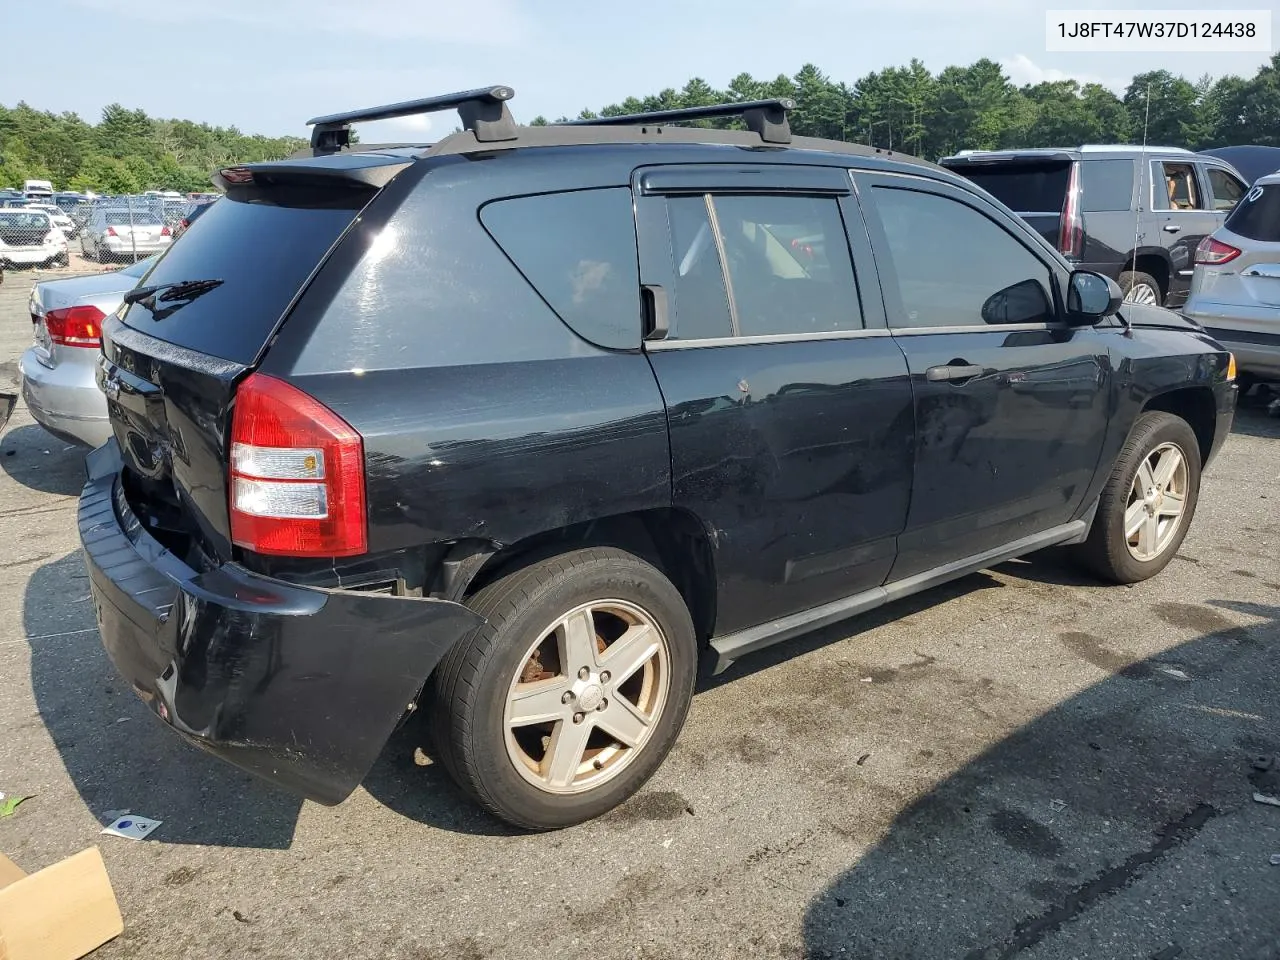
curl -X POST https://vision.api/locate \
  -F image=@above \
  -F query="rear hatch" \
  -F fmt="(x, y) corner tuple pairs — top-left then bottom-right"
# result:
(0, 212), (51, 249)
(102, 211), (166, 243)
(1214, 182), (1280, 312)
(100, 154), (411, 563)
(940, 152), (1074, 249)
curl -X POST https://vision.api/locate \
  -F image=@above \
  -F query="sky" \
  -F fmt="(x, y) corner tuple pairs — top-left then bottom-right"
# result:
(2, 0), (1273, 142)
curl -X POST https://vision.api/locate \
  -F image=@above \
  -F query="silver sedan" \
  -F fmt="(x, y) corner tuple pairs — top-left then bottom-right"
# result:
(19, 257), (157, 446)
(80, 208), (172, 262)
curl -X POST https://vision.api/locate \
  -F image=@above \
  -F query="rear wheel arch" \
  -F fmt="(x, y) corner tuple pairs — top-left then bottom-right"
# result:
(1124, 251), (1171, 299)
(456, 508), (718, 646)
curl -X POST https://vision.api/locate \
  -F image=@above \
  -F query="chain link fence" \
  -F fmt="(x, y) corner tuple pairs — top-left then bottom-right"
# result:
(0, 191), (218, 273)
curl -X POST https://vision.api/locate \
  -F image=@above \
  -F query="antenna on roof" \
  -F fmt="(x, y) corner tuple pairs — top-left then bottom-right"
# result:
(564, 98), (795, 144)
(307, 86), (517, 153)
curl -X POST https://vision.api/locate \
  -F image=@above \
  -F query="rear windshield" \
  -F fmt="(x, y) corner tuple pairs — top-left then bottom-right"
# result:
(1225, 183), (1280, 242)
(103, 211), (162, 226)
(121, 189), (365, 364)
(0, 211), (49, 229)
(951, 161), (1071, 213)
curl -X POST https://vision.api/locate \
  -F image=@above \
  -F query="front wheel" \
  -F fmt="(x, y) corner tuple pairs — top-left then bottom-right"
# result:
(1076, 411), (1201, 583)
(429, 547), (698, 830)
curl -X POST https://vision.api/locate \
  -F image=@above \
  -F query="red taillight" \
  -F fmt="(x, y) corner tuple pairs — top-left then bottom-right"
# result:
(44, 305), (104, 347)
(219, 166), (254, 185)
(1195, 236), (1241, 265)
(105, 226), (117, 237)
(160, 225), (171, 237)
(229, 373), (367, 557)
(1058, 162), (1083, 259)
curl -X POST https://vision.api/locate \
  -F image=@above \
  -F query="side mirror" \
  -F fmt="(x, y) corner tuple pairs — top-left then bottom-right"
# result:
(1067, 270), (1123, 324)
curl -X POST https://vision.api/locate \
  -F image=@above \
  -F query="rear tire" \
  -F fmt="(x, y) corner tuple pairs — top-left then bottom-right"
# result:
(429, 547), (698, 830)
(1119, 270), (1162, 307)
(1075, 411), (1201, 584)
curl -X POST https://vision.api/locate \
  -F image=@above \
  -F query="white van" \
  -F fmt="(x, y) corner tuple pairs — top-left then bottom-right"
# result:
(23, 179), (54, 199)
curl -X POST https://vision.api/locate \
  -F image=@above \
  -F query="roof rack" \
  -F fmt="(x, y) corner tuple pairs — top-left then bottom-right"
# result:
(307, 85), (517, 153)
(564, 98), (796, 145)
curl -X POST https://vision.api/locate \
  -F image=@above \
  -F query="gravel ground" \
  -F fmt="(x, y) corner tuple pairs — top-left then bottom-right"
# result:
(0, 264), (1277, 960)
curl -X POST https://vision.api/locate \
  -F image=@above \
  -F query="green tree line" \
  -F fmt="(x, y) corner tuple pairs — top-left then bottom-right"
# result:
(4, 53), (1278, 192)
(0, 102), (306, 193)
(533, 53), (1280, 160)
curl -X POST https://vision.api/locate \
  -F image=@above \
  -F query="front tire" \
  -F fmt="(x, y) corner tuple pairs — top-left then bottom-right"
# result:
(430, 547), (698, 830)
(1076, 411), (1201, 583)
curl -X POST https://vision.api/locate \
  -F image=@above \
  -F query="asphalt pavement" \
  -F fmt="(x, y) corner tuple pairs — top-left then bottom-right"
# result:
(0, 263), (1277, 960)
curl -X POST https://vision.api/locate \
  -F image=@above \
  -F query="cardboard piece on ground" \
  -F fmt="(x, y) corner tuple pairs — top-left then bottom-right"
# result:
(0, 855), (24, 891)
(0, 847), (123, 960)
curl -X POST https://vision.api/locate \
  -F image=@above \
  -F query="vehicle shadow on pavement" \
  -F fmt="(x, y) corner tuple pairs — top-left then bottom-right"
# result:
(0, 423), (86, 496)
(802, 600), (1280, 960)
(1232, 399), (1280, 441)
(362, 717), (526, 838)
(23, 551), (304, 848)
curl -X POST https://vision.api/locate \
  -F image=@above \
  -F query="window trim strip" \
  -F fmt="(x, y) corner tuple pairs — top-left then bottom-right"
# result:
(646, 328), (892, 350)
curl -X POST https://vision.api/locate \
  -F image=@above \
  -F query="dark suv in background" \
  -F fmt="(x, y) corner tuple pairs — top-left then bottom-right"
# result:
(942, 145), (1249, 309)
(81, 88), (1237, 830)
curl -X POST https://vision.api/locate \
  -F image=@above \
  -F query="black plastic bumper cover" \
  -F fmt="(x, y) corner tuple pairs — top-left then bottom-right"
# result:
(79, 441), (483, 805)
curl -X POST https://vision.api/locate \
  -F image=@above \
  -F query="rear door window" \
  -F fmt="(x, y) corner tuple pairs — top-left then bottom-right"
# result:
(1080, 159), (1133, 212)
(480, 187), (641, 350)
(120, 190), (366, 364)
(1205, 167), (1247, 213)
(709, 193), (862, 337)
(660, 192), (862, 340)
(1225, 183), (1280, 242)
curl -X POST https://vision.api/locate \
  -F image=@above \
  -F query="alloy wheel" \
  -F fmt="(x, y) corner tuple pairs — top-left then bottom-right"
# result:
(1124, 441), (1188, 562)
(1124, 282), (1159, 305)
(503, 599), (670, 795)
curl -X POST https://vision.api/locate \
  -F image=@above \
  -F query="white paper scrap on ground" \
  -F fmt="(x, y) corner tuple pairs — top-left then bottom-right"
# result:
(102, 815), (163, 840)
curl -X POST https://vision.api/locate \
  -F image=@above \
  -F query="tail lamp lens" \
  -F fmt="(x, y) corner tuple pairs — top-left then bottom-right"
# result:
(44, 305), (105, 347)
(1195, 237), (1241, 265)
(229, 373), (367, 557)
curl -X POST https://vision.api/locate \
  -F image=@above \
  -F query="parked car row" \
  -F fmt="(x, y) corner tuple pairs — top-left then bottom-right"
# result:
(939, 145), (1252, 309)
(1, 189), (221, 257)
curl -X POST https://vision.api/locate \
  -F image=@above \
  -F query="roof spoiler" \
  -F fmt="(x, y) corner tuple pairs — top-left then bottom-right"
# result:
(306, 85), (517, 153)
(564, 98), (796, 145)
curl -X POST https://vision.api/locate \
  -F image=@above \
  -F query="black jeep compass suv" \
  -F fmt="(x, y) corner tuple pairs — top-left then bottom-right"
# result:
(81, 87), (1238, 830)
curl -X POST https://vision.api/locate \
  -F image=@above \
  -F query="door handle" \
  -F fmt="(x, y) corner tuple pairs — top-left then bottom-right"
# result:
(1163, 224), (1182, 233)
(925, 363), (985, 383)
(641, 283), (669, 340)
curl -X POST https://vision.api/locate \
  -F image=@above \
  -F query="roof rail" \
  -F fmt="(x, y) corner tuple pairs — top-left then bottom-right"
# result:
(307, 85), (517, 153)
(1078, 143), (1192, 153)
(564, 98), (796, 145)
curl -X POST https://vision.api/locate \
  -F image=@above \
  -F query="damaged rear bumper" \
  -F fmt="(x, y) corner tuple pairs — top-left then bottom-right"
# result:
(79, 440), (482, 805)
